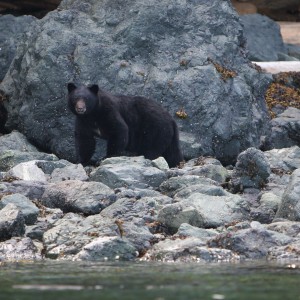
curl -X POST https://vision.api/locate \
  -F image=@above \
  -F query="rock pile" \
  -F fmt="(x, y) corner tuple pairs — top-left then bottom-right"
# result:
(0, 1), (300, 263)
(1, 132), (300, 262)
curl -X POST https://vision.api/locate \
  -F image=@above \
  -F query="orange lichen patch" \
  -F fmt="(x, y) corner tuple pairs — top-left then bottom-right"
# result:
(274, 71), (300, 88)
(175, 107), (188, 119)
(115, 219), (125, 238)
(194, 156), (207, 166)
(179, 59), (189, 67)
(208, 58), (237, 81)
(249, 62), (263, 73)
(265, 82), (300, 118)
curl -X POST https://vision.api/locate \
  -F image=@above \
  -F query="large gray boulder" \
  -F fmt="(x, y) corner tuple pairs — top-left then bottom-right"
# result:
(0, 15), (37, 81)
(0, 0), (271, 165)
(41, 180), (116, 215)
(208, 221), (293, 259)
(90, 156), (167, 189)
(240, 14), (287, 61)
(158, 188), (249, 233)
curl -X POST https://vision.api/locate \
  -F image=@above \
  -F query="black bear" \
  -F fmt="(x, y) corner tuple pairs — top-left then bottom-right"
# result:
(67, 83), (183, 168)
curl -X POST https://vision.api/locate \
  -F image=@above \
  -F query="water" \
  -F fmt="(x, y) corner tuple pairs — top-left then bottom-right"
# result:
(0, 260), (299, 300)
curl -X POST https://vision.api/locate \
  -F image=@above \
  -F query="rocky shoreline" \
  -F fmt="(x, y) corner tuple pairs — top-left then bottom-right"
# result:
(1, 0), (300, 264)
(0, 131), (299, 262)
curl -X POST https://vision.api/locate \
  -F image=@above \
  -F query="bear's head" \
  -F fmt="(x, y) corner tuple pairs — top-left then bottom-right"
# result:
(67, 83), (99, 115)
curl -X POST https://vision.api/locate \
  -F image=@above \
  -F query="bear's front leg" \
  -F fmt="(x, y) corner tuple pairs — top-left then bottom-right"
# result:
(75, 118), (96, 166)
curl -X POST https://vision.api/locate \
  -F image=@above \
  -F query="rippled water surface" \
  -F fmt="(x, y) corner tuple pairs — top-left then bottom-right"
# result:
(0, 260), (299, 300)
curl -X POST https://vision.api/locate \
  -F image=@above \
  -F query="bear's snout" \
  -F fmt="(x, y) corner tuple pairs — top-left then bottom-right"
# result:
(75, 99), (86, 114)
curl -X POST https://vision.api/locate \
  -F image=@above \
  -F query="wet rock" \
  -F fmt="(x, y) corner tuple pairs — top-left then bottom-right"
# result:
(264, 146), (300, 172)
(259, 192), (282, 212)
(231, 147), (271, 190)
(239, 187), (261, 208)
(276, 169), (300, 221)
(75, 236), (138, 261)
(267, 172), (291, 192)
(43, 213), (94, 258)
(240, 14), (287, 61)
(99, 196), (165, 251)
(25, 207), (64, 242)
(250, 205), (276, 224)
(174, 184), (228, 201)
(151, 157), (169, 172)
(25, 223), (50, 241)
(35, 160), (72, 175)
(0, 131), (38, 153)
(38, 207), (64, 225)
(0, 193), (39, 225)
(179, 132), (202, 160)
(49, 163), (88, 182)
(100, 196), (171, 223)
(183, 157), (229, 183)
(0, 180), (47, 200)
(0, 237), (42, 261)
(266, 221), (300, 238)
(115, 187), (167, 200)
(143, 237), (240, 262)
(6, 161), (47, 181)
(159, 175), (218, 197)
(119, 222), (154, 252)
(175, 223), (219, 241)
(268, 240), (300, 260)
(158, 189), (249, 233)
(0, 131), (59, 172)
(226, 221), (252, 232)
(43, 212), (147, 259)
(41, 180), (116, 215)
(0, 150), (59, 172)
(0, 203), (25, 241)
(90, 156), (167, 189)
(208, 221), (293, 259)
(269, 108), (300, 149)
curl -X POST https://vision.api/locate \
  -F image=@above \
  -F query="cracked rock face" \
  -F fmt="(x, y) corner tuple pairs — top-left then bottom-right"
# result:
(1, 0), (270, 165)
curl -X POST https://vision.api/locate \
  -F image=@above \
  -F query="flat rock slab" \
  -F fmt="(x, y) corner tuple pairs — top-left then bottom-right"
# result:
(254, 61), (300, 74)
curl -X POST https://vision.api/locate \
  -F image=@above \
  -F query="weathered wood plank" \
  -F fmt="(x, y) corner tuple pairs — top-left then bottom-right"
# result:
(254, 61), (300, 74)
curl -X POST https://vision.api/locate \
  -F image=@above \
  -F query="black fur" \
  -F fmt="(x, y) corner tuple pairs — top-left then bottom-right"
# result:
(67, 83), (183, 167)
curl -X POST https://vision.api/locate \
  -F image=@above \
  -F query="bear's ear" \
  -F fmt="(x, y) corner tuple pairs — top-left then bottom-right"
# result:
(88, 84), (99, 95)
(67, 82), (77, 93)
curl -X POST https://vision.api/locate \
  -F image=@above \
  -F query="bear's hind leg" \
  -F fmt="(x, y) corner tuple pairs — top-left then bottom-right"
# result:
(162, 122), (183, 168)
